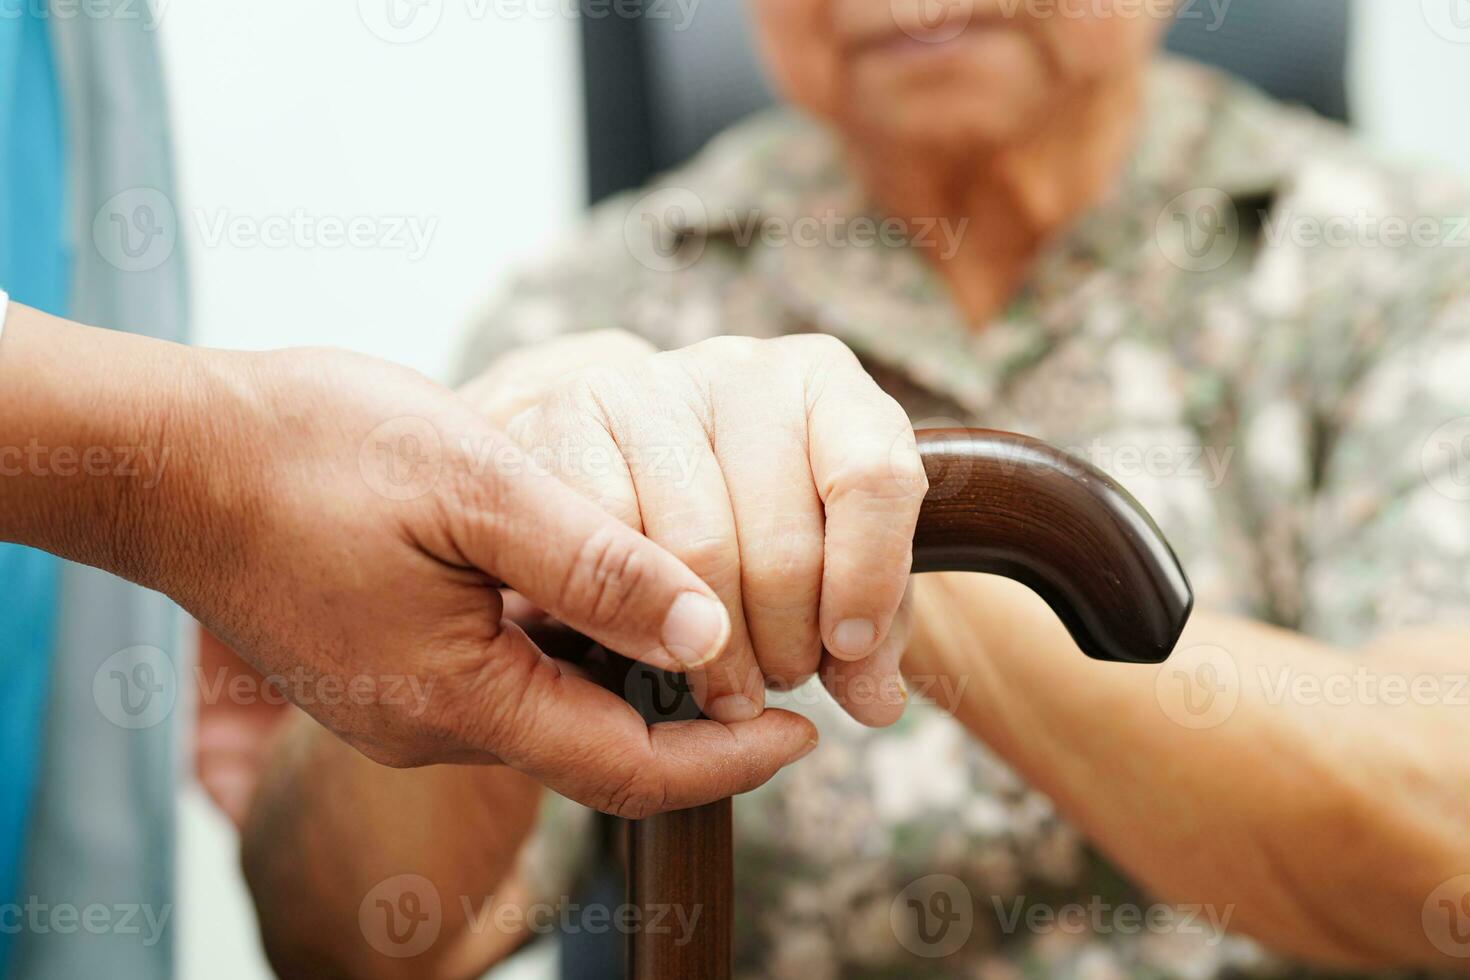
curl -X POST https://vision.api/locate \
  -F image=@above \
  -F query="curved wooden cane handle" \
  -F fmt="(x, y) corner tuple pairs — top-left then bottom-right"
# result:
(913, 428), (1193, 663)
(622, 429), (1194, 980)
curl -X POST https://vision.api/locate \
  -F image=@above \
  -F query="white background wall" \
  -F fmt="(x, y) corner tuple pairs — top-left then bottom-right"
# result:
(1352, 0), (1470, 179)
(160, 0), (585, 382)
(163, 2), (1470, 978)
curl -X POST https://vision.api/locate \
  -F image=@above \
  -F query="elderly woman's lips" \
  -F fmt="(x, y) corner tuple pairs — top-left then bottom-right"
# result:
(844, 19), (1011, 59)
(834, 0), (1008, 50)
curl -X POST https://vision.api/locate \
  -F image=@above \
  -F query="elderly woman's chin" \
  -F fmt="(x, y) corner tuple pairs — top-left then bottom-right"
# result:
(838, 29), (1053, 152)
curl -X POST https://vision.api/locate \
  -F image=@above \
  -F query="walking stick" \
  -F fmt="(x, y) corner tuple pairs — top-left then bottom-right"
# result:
(612, 428), (1194, 980)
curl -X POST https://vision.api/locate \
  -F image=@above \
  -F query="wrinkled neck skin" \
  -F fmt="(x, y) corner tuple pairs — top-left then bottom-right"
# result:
(841, 70), (1145, 327)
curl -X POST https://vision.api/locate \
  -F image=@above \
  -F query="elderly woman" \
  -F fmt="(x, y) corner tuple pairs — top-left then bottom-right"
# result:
(239, 1), (1470, 977)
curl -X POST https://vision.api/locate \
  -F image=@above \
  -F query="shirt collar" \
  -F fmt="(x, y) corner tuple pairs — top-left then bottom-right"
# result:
(650, 58), (1300, 419)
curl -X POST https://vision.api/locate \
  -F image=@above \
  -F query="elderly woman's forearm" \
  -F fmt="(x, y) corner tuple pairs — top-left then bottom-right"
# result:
(241, 715), (542, 980)
(910, 574), (1470, 971)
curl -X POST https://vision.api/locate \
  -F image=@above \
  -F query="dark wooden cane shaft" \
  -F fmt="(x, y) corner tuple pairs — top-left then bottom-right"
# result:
(623, 429), (1194, 980)
(626, 800), (732, 979)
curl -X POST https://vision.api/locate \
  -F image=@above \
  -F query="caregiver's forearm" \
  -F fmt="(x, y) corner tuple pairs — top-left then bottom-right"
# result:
(0, 302), (237, 590)
(910, 574), (1470, 971)
(242, 713), (543, 980)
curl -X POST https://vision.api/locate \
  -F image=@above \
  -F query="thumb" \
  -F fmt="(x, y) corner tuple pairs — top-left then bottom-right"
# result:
(477, 623), (816, 816)
(456, 433), (733, 674)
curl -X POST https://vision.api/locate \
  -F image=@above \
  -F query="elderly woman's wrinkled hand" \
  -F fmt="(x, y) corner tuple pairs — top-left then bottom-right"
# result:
(474, 330), (927, 727)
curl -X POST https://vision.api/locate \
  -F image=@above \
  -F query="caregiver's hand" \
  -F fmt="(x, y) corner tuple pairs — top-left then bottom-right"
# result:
(476, 330), (928, 727)
(0, 302), (816, 816)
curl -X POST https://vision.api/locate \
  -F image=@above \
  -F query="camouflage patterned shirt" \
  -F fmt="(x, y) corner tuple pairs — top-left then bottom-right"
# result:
(461, 59), (1470, 979)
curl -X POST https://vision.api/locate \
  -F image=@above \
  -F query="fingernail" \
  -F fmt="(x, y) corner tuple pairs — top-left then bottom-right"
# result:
(706, 694), (761, 723)
(831, 618), (878, 660)
(661, 592), (729, 668)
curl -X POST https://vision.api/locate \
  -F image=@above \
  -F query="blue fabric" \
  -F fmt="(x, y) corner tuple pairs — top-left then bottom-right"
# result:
(0, 7), (69, 975)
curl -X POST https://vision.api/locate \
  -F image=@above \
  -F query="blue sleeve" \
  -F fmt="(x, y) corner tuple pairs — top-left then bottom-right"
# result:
(0, 9), (69, 976)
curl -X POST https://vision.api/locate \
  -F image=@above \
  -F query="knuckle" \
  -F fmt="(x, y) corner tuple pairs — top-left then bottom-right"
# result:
(675, 532), (739, 581)
(561, 524), (649, 632)
(744, 527), (824, 599)
(429, 638), (547, 758)
(687, 334), (764, 364)
(780, 331), (858, 366)
(825, 450), (927, 507)
(597, 766), (671, 819)
(580, 328), (658, 358)
(887, 441), (931, 504)
(502, 404), (542, 448)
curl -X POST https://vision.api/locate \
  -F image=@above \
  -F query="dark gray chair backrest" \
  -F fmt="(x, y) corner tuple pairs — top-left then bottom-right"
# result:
(581, 0), (1350, 204)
